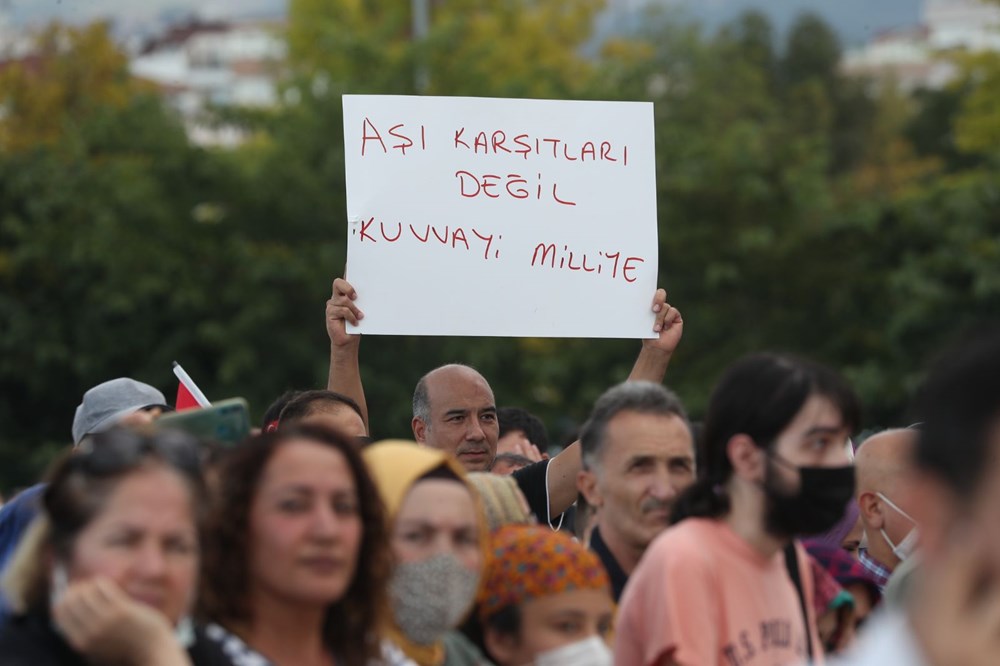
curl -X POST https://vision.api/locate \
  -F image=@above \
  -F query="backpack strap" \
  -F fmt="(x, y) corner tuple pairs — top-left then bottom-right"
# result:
(784, 541), (814, 660)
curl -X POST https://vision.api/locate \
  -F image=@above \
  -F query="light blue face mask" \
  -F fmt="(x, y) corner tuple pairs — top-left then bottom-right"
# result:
(877, 491), (920, 561)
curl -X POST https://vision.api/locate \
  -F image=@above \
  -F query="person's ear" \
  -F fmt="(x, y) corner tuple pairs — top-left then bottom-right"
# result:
(578, 468), (602, 509)
(484, 626), (519, 666)
(727, 434), (764, 483)
(412, 417), (427, 444)
(858, 492), (884, 529)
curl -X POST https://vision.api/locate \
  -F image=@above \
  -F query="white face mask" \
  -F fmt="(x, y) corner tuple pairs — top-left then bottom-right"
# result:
(534, 636), (613, 666)
(877, 491), (920, 561)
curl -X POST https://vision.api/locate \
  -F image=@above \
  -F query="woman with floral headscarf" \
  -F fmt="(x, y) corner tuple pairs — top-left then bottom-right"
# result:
(476, 525), (614, 666)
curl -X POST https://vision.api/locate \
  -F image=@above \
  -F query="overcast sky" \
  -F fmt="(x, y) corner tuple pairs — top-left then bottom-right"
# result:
(2, 0), (925, 47)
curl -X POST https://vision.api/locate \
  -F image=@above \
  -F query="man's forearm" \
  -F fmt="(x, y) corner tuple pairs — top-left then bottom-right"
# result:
(327, 339), (370, 434)
(546, 440), (583, 516)
(628, 345), (672, 384)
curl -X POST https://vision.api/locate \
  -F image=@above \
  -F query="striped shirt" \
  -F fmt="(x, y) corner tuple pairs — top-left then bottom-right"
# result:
(858, 548), (892, 591)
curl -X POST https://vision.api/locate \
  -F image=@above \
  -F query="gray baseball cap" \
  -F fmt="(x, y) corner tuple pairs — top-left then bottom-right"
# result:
(72, 378), (169, 444)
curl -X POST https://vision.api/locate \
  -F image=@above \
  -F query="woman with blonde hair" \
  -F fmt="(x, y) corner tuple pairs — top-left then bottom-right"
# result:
(465, 473), (532, 532)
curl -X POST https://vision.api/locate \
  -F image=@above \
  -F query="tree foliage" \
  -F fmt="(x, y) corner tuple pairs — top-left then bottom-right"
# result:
(2, 8), (999, 490)
(287, 0), (602, 96)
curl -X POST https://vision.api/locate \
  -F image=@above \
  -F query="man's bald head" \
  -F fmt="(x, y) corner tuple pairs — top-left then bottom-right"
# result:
(412, 364), (500, 471)
(856, 428), (919, 570)
(856, 428), (917, 496)
(413, 364), (492, 419)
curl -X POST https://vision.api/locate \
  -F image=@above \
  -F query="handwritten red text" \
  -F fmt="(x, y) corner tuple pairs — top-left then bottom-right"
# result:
(453, 128), (628, 166)
(361, 119), (427, 156)
(455, 171), (576, 206)
(530, 243), (644, 283)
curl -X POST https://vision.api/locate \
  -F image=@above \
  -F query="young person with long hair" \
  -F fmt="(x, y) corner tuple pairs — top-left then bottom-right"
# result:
(615, 353), (860, 666)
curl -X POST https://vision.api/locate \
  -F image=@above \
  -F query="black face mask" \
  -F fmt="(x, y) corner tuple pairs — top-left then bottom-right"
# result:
(763, 453), (856, 538)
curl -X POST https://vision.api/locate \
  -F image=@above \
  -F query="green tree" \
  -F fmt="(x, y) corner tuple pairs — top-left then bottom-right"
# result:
(780, 13), (841, 90)
(0, 23), (333, 489)
(0, 22), (135, 152)
(287, 0), (603, 97)
(953, 52), (1000, 157)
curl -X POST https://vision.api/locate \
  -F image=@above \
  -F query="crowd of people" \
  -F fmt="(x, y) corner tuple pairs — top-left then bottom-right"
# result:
(0, 277), (999, 666)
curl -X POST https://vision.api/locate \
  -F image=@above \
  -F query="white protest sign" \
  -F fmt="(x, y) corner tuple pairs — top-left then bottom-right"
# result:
(343, 94), (658, 338)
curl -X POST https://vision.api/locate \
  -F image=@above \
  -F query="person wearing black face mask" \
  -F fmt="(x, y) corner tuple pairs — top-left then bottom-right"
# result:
(615, 353), (860, 666)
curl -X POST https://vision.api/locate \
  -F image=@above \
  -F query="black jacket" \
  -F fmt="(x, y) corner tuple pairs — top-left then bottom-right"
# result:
(0, 612), (233, 666)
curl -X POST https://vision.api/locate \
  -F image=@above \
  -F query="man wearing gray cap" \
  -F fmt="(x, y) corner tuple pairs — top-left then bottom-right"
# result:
(0, 377), (169, 625)
(71, 377), (170, 445)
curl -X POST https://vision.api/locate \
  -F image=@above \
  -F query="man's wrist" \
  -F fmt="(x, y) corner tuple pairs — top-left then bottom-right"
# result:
(630, 347), (672, 382)
(330, 336), (361, 351)
(639, 343), (673, 357)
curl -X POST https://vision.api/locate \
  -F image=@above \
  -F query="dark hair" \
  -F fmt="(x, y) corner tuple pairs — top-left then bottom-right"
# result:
(460, 601), (519, 664)
(198, 425), (390, 666)
(278, 390), (364, 427)
(9, 427), (207, 612)
(498, 407), (550, 449)
(481, 603), (521, 660)
(413, 374), (431, 423)
(261, 390), (302, 429)
(910, 326), (1000, 499)
(48, 428), (207, 560)
(580, 381), (690, 470)
(671, 353), (860, 524)
(484, 603), (520, 633)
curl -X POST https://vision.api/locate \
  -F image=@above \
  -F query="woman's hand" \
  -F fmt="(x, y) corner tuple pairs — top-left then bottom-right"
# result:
(52, 577), (192, 666)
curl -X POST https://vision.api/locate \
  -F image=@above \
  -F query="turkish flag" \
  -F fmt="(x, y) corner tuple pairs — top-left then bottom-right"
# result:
(172, 361), (209, 411)
(176, 381), (201, 411)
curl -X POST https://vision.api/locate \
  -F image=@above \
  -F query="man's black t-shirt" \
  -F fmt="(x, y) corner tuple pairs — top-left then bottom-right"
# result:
(589, 525), (629, 602)
(511, 459), (555, 525)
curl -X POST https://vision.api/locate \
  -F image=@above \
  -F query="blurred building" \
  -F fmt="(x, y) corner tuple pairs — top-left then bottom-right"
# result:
(0, 10), (43, 76)
(842, 0), (1000, 90)
(129, 17), (286, 146)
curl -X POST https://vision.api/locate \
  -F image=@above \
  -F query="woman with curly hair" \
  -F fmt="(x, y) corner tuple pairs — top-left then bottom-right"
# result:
(199, 425), (406, 666)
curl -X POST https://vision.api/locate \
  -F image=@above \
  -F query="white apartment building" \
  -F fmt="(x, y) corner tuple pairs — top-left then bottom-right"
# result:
(129, 18), (286, 146)
(842, 0), (1000, 90)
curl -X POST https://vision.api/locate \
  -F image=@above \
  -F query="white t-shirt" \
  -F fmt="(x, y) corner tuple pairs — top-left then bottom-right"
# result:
(832, 610), (929, 666)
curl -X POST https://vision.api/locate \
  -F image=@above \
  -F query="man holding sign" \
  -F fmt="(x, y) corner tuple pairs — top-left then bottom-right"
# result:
(326, 277), (683, 525)
(331, 94), (676, 523)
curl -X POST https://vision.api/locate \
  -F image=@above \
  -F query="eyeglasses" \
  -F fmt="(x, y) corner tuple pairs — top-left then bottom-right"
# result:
(73, 427), (204, 478)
